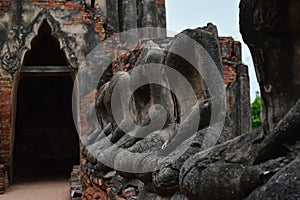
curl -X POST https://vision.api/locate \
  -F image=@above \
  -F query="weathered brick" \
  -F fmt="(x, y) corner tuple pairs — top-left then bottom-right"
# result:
(0, 0), (11, 12)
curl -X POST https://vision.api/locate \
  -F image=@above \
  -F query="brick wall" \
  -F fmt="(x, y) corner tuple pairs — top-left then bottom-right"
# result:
(156, 0), (165, 6)
(30, 0), (105, 41)
(80, 90), (97, 135)
(0, 165), (8, 193)
(0, 76), (12, 185)
(219, 37), (242, 85)
(30, 0), (87, 10)
(218, 36), (251, 136)
(78, 158), (140, 200)
(0, 0), (11, 13)
(70, 159), (141, 200)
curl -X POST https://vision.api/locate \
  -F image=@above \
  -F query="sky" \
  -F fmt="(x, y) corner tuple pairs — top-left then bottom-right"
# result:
(165, 0), (260, 102)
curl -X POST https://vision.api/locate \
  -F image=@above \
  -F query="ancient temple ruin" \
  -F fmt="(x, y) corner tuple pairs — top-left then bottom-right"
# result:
(0, 0), (299, 199)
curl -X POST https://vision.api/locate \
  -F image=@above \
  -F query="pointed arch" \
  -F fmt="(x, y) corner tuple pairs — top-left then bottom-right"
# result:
(0, 10), (78, 75)
(22, 19), (69, 66)
(21, 10), (78, 70)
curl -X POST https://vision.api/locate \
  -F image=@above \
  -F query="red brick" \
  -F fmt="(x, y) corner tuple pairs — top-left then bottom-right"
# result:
(115, 195), (126, 200)
(0, 0), (11, 12)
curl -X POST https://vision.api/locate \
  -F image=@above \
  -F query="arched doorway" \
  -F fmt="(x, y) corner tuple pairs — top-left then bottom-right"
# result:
(12, 20), (79, 182)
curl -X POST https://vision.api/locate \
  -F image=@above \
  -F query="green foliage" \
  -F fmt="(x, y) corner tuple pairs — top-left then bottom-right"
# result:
(251, 95), (261, 130)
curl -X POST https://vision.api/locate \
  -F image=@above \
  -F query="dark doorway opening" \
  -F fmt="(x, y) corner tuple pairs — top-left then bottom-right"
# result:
(23, 20), (68, 66)
(13, 74), (79, 182)
(12, 19), (79, 183)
